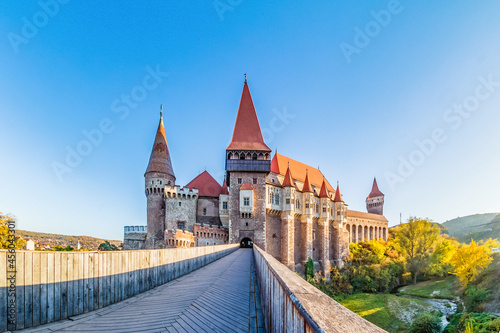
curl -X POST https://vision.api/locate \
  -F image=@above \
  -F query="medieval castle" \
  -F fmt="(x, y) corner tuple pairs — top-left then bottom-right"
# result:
(124, 79), (389, 274)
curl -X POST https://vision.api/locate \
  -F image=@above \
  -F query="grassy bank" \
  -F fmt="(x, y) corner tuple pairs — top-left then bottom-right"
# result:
(337, 293), (436, 333)
(399, 276), (461, 300)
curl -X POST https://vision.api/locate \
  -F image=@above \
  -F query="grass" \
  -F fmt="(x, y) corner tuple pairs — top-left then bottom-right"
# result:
(337, 293), (436, 333)
(399, 276), (461, 300)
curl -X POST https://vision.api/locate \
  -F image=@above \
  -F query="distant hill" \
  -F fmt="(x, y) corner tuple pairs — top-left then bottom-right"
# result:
(441, 213), (500, 243)
(15, 229), (122, 250)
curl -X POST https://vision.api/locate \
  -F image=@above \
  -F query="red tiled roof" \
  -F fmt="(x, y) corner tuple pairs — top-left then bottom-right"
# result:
(186, 171), (222, 197)
(319, 180), (329, 198)
(302, 171), (313, 193)
(347, 210), (388, 222)
(270, 153), (335, 192)
(368, 178), (384, 198)
(282, 165), (295, 187)
(240, 183), (254, 190)
(220, 179), (229, 195)
(227, 82), (271, 152)
(145, 113), (175, 177)
(333, 184), (343, 202)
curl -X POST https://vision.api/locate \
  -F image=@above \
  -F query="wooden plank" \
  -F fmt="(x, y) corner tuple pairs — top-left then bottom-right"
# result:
(47, 253), (55, 323)
(15, 251), (25, 330)
(83, 253), (89, 313)
(67, 252), (74, 317)
(60, 252), (68, 319)
(106, 252), (112, 307)
(24, 251), (33, 328)
(0, 251), (7, 332)
(78, 253), (84, 314)
(32, 251), (41, 327)
(54, 252), (61, 321)
(87, 253), (94, 312)
(98, 252), (104, 308)
(93, 252), (99, 311)
(40, 253), (47, 325)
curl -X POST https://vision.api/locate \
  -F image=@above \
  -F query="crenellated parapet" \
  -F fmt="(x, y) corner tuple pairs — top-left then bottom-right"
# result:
(164, 185), (198, 200)
(164, 228), (195, 248)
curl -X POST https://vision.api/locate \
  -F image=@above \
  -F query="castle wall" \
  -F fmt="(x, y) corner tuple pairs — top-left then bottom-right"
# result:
(265, 212), (282, 261)
(123, 226), (147, 250)
(165, 187), (197, 233)
(228, 172), (267, 249)
(194, 224), (228, 246)
(196, 197), (220, 222)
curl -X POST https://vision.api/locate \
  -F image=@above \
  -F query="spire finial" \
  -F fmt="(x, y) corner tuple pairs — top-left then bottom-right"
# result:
(244, 73), (247, 83)
(160, 104), (163, 117)
(337, 180), (339, 187)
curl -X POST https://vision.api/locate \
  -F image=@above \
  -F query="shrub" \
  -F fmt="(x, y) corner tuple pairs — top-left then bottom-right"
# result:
(305, 258), (314, 282)
(408, 312), (442, 333)
(463, 286), (491, 313)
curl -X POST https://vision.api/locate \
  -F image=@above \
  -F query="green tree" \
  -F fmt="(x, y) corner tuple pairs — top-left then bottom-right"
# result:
(450, 240), (492, 286)
(426, 237), (457, 278)
(409, 312), (442, 333)
(98, 241), (119, 251)
(394, 217), (440, 284)
(0, 213), (27, 250)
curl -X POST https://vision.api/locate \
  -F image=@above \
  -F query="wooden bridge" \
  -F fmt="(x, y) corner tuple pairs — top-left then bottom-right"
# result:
(1, 245), (385, 332)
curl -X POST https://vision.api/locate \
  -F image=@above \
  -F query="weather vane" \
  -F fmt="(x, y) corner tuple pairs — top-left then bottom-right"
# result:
(244, 73), (247, 83)
(160, 104), (163, 117)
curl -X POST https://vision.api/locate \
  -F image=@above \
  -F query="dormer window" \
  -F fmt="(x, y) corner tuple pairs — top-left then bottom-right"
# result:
(223, 201), (228, 209)
(243, 197), (250, 206)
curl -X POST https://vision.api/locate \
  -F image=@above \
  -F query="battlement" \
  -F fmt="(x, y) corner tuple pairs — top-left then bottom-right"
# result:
(165, 185), (199, 200)
(164, 228), (195, 248)
(194, 223), (229, 246)
(124, 225), (147, 234)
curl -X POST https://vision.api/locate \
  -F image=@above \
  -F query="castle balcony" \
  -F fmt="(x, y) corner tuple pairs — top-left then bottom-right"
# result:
(225, 159), (271, 172)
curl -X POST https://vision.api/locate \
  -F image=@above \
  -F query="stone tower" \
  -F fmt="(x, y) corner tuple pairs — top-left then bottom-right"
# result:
(225, 78), (272, 249)
(144, 107), (175, 249)
(366, 177), (384, 215)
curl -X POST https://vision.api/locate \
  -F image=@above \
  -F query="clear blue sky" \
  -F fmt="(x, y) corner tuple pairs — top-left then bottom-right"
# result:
(1, 1), (499, 240)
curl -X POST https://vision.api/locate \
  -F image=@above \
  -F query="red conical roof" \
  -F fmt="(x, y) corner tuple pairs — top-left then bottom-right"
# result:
(186, 171), (222, 197)
(368, 178), (384, 198)
(145, 113), (174, 177)
(319, 179), (329, 198)
(282, 164), (295, 187)
(302, 170), (313, 193)
(220, 179), (229, 195)
(227, 82), (271, 152)
(333, 184), (343, 202)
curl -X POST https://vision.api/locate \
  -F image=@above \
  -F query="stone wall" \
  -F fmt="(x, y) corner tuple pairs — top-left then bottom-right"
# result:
(165, 190), (197, 233)
(265, 212), (281, 261)
(194, 224), (229, 246)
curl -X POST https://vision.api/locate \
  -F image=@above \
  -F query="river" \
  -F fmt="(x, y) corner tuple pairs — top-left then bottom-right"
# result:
(399, 295), (458, 329)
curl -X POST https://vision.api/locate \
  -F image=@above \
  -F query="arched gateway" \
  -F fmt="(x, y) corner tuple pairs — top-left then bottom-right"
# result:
(240, 237), (253, 248)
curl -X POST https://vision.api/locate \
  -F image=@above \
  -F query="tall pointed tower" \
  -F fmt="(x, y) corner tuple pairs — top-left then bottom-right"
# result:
(226, 77), (271, 249)
(144, 106), (175, 249)
(366, 177), (384, 215)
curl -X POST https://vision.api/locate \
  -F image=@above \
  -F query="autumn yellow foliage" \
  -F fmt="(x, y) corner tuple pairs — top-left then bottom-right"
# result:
(450, 240), (492, 286)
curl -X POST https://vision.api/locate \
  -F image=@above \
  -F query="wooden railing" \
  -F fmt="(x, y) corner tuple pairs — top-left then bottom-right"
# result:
(0, 244), (239, 332)
(253, 246), (387, 333)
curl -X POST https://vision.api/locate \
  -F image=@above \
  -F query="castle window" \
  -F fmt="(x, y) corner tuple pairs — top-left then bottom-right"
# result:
(240, 154), (245, 160)
(316, 205), (319, 213)
(323, 207), (326, 213)
(151, 181), (154, 184)
(286, 198), (290, 205)
(305, 203), (309, 209)
(177, 221), (185, 230)
(243, 197), (250, 206)
(274, 194), (279, 205)
(179, 202), (182, 206)
(203, 208), (207, 215)
(160, 181), (162, 185)
(223, 201), (228, 209)
(253, 178), (257, 184)
(168, 181), (171, 185)
(252, 153), (257, 160)
(238, 178), (242, 184)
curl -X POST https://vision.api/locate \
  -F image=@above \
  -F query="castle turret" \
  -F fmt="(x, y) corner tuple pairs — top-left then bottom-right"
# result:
(366, 177), (384, 215)
(145, 106), (175, 249)
(225, 77), (271, 249)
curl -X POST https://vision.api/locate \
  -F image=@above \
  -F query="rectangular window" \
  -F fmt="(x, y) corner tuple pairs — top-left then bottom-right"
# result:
(323, 207), (326, 213)
(305, 203), (309, 209)
(253, 178), (257, 184)
(178, 202), (182, 207)
(238, 178), (242, 184)
(203, 208), (207, 215)
(223, 201), (228, 209)
(286, 198), (290, 204)
(243, 197), (250, 206)
(177, 221), (185, 230)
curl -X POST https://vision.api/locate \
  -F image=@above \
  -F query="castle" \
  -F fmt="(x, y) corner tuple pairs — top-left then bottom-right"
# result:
(124, 78), (389, 275)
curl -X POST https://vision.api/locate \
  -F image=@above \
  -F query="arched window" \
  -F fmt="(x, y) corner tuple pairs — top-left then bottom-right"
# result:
(228, 153), (233, 159)
(252, 153), (257, 160)
(240, 154), (245, 160)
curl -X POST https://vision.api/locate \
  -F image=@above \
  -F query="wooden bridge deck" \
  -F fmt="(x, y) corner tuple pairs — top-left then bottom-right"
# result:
(21, 248), (266, 333)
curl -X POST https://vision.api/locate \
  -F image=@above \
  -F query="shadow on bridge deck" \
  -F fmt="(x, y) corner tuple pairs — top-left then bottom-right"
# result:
(20, 249), (265, 333)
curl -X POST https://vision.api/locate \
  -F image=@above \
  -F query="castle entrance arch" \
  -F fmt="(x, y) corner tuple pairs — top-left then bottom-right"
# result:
(240, 238), (253, 248)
